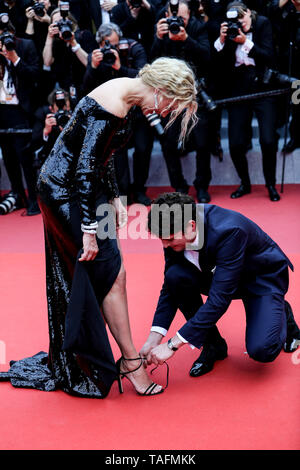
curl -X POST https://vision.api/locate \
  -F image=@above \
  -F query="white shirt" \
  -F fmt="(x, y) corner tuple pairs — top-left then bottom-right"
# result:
(99, 0), (111, 24)
(214, 32), (256, 67)
(0, 58), (20, 105)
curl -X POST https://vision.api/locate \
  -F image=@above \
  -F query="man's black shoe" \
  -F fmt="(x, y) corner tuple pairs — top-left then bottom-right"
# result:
(27, 200), (41, 216)
(282, 139), (300, 154)
(284, 300), (300, 353)
(175, 185), (189, 195)
(133, 192), (151, 206)
(197, 188), (211, 203)
(230, 184), (251, 199)
(267, 185), (280, 202)
(189, 339), (228, 377)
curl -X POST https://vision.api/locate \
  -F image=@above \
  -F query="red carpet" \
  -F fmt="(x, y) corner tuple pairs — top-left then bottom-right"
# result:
(0, 185), (299, 450)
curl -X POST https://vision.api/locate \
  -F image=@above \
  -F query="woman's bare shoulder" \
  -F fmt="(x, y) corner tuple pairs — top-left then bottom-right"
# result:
(88, 78), (132, 118)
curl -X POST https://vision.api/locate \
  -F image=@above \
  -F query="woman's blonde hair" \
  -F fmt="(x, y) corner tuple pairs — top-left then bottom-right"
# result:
(138, 57), (198, 142)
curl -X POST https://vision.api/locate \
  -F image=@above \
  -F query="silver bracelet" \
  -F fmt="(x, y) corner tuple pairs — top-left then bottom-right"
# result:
(81, 222), (98, 234)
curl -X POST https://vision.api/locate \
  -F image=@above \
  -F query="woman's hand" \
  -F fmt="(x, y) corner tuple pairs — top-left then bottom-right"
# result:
(112, 197), (128, 229)
(79, 233), (99, 261)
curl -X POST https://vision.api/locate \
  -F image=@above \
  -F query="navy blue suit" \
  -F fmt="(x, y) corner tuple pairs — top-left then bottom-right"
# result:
(153, 204), (293, 362)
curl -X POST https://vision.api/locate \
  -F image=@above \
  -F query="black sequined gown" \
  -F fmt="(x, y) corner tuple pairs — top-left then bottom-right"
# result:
(0, 96), (133, 398)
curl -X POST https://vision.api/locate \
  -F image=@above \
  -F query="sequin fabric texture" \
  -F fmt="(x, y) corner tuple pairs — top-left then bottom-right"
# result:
(0, 96), (134, 398)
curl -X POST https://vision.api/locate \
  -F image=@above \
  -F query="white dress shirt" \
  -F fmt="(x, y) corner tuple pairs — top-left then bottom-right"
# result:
(214, 32), (256, 67)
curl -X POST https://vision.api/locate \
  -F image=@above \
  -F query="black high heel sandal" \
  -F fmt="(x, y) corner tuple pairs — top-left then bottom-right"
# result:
(116, 356), (168, 396)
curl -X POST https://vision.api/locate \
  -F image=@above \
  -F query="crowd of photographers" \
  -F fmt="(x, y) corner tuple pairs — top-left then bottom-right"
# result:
(0, 0), (299, 215)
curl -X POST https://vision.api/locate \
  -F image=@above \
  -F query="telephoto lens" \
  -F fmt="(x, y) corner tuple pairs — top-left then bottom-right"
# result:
(0, 192), (17, 215)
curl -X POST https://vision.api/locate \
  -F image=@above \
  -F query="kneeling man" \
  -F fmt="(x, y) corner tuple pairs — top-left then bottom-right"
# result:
(141, 192), (300, 376)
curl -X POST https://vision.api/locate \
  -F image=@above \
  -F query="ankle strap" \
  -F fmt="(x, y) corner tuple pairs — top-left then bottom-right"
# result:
(120, 356), (143, 375)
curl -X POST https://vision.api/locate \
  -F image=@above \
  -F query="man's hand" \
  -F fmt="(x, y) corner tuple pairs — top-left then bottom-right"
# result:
(111, 49), (121, 70)
(91, 48), (104, 68)
(140, 331), (164, 365)
(149, 342), (175, 365)
(48, 22), (59, 39)
(169, 26), (188, 41)
(219, 22), (228, 44)
(233, 28), (246, 44)
(156, 18), (169, 39)
(44, 113), (57, 136)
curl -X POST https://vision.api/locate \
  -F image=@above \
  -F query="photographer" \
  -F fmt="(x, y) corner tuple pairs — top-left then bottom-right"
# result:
(111, 0), (157, 58)
(214, 1), (281, 201)
(31, 88), (72, 169)
(83, 22), (154, 204)
(0, 14), (40, 215)
(42, 3), (97, 103)
(0, 0), (28, 37)
(25, 1), (55, 55)
(151, 0), (213, 202)
(270, 0), (300, 152)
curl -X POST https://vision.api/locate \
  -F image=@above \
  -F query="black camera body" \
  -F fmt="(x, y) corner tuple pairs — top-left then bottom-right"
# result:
(54, 90), (72, 128)
(166, 0), (184, 35)
(128, 0), (142, 7)
(226, 8), (243, 40)
(0, 31), (16, 51)
(55, 109), (72, 127)
(100, 40), (117, 65)
(31, 1), (45, 17)
(56, 1), (73, 41)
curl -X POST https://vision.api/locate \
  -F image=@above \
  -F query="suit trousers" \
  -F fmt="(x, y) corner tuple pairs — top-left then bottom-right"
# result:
(165, 260), (287, 362)
(0, 104), (37, 202)
(227, 66), (278, 187)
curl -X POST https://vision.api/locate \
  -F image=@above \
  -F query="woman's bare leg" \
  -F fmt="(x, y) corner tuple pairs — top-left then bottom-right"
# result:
(101, 262), (162, 394)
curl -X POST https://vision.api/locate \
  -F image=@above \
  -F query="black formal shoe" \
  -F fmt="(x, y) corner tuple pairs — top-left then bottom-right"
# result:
(282, 139), (300, 154)
(133, 192), (151, 206)
(230, 184), (251, 199)
(27, 200), (41, 216)
(267, 185), (280, 202)
(175, 184), (189, 195)
(197, 188), (211, 203)
(284, 301), (300, 353)
(189, 338), (228, 377)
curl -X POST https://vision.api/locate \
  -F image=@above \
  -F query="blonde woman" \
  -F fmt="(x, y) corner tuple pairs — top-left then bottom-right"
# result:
(2, 58), (198, 399)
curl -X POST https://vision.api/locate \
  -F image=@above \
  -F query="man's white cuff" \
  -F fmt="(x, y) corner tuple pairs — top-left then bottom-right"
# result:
(214, 37), (225, 52)
(151, 326), (168, 336)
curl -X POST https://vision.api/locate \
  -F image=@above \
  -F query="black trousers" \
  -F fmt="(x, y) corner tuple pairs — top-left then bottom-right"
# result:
(161, 110), (211, 191)
(114, 116), (155, 196)
(227, 66), (278, 187)
(0, 104), (37, 201)
(165, 261), (287, 362)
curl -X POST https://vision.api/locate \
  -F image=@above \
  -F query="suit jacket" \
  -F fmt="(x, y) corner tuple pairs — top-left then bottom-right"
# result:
(11, 37), (40, 115)
(153, 204), (293, 348)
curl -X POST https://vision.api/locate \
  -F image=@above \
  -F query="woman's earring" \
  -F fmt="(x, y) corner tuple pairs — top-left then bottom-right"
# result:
(154, 91), (159, 111)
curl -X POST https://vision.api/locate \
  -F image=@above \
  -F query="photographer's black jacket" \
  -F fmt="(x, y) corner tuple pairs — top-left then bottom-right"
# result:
(111, 1), (156, 58)
(10, 37), (40, 116)
(82, 39), (147, 94)
(150, 16), (211, 79)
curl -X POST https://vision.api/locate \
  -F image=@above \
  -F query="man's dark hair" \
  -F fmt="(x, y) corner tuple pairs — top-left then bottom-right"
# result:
(148, 192), (197, 238)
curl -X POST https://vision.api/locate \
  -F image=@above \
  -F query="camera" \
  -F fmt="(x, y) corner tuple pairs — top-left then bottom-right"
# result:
(225, 8), (243, 40)
(128, 0), (142, 7)
(31, 1), (45, 17)
(0, 31), (16, 51)
(166, 0), (184, 35)
(54, 90), (72, 127)
(56, 2), (73, 41)
(262, 68), (299, 87)
(100, 40), (117, 65)
(197, 78), (217, 112)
